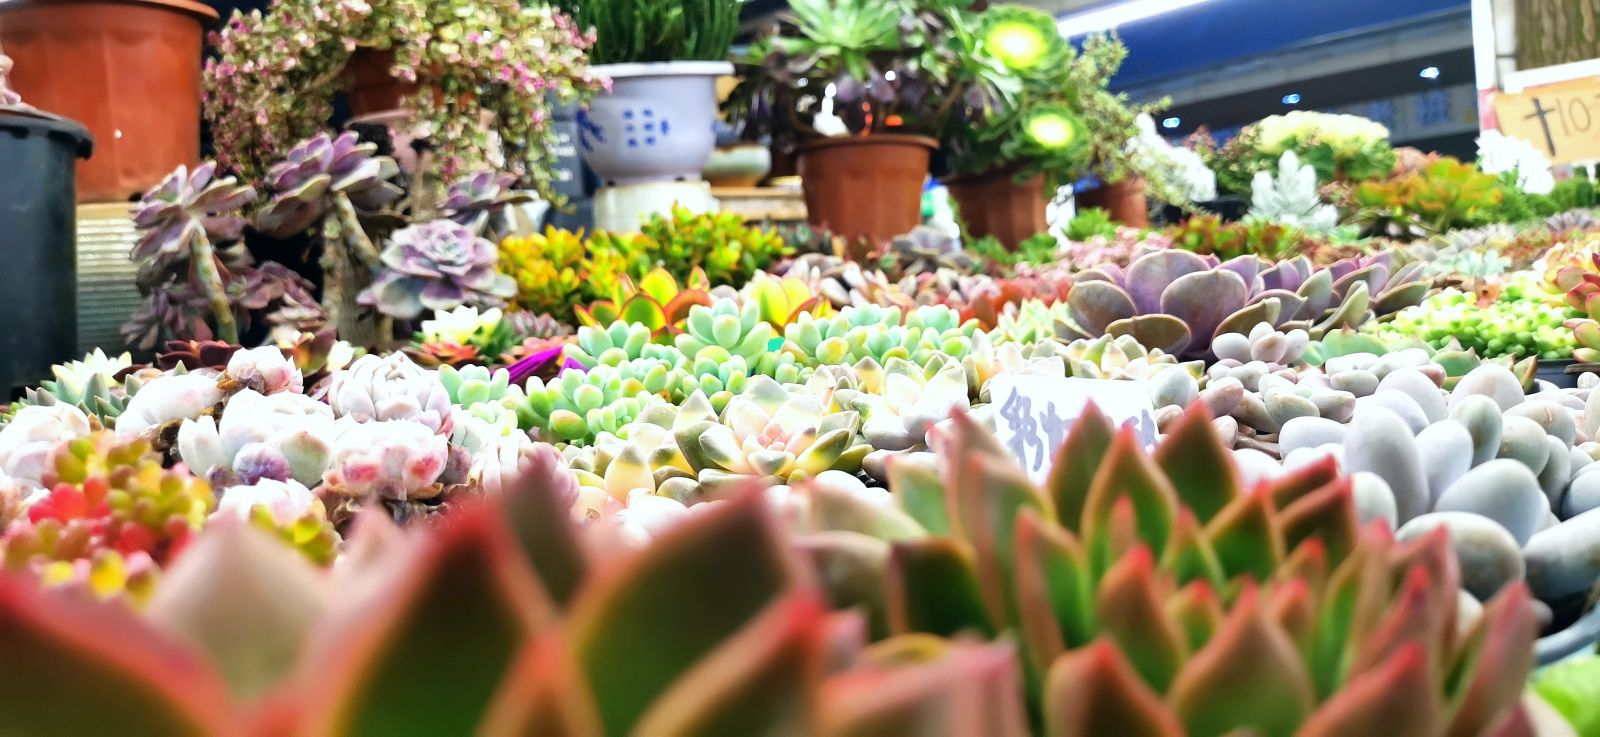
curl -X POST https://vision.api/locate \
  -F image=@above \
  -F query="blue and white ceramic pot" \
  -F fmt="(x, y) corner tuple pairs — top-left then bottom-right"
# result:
(578, 61), (733, 186)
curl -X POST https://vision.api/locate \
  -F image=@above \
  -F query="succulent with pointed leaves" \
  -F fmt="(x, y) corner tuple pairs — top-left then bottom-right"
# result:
(440, 170), (531, 234)
(778, 253), (912, 310)
(132, 162), (257, 273)
(792, 404), (1538, 734)
(8, 350), (137, 424)
(963, 331), (1069, 402)
(360, 219), (519, 320)
(745, 271), (830, 329)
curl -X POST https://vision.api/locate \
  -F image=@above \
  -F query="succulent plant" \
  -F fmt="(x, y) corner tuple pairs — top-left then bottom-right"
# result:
(518, 367), (665, 446)
(0, 404), (93, 493)
(880, 225), (979, 278)
(564, 321), (689, 371)
(499, 226), (593, 323)
(320, 418), (449, 502)
(1246, 150), (1340, 232)
(632, 205), (791, 288)
(252, 131), (404, 238)
(1058, 249), (1427, 358)
(177, 389), (335, 488)
(403, 305), (523, 369)
(675, 298), (778, 367)
(326, 353), (453, 436)
(439, 170), (530, 234)
(793, 405), (1538, 733)
(824, 356), (970, 454)
(9, 350), (138, 424)
(437, 364), (523, 410)
(359, 219), (519, 320)
(1372, 277), (1576, 361)
(744, 271), (829, 329)
(115, 373), (225, 439)
(576, 266), (714, 337)
(1058, 333), (1202, 381)
(132, 162), (257, 274)
(212, 477), (339, 564)
(777, 253), (912, 310)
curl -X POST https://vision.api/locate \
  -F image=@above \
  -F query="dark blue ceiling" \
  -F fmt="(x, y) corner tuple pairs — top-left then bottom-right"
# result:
(1101, 0), (1470, 88)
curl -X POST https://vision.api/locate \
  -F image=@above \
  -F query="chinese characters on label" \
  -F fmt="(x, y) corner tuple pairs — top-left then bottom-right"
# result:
(988, 375), (1157, 484)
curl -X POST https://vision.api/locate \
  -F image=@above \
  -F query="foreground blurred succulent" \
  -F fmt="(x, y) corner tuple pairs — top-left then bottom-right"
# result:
(792, 405), (1539, 734)
(0, 405), (93, 492)
(0, 461), (1029, 735)
(360, 219), (518, 320)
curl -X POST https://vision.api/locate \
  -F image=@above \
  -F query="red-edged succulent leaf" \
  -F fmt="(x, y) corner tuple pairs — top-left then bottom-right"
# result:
(1348, 566), (1449, 682)
(0, 574), (234, 736)
(1309, 529), (1394, 699)
(1168, 586), (1315, 737)
(888, 456), (953, 536)
(945, 442), (1052, 630)
(1264, 455), (1342, 511)
(821, 640), (1029, 737)
(1166, 580), (1225, 653)
(618, 294), (669, 332)
(1082, 427), (1178, 565)
(1279, 538), (1329, 593)
(1388, 526), (1462, 635)
(1046, 402), (1115, 532)
(1043, 640), (1185, 737)
(1204, 490), (1285, 585)
(1095, 546), (1188, 693)
(885, 537), (995, 639)
(477, 634), (603, 737)
(1265, 578), (1317, 654)
(1297, 643), (1440, 737)
(1279, 477), (1359, 565)
(632, 590), (829, 737)
(1013, 509), (1095, 667)
(663, 290), (714, 327)
(1445, 584), (1538, 737)
(1153, 403), (1238, 524)
(568, 491), (800, 737)
(287, 504), (549, 737)
(498, 444), (587, 607)
(1160, 508), (1226, 591)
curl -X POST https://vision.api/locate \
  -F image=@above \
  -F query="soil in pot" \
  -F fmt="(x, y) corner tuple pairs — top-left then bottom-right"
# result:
(798, 134), (936, 247)
(0, 108), (92, 397)
(1075, 177), (1151, 227)
(0, 0), (215, 203)
(945, 170), (1047, 248)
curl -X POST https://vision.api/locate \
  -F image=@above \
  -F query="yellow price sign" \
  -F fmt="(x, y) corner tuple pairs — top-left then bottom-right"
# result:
(1493, 76), (1600, 165)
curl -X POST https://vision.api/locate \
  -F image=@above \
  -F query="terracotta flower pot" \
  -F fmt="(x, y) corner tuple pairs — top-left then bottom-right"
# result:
(797, 134), (936, 246)
(1075, 177), (1151, 227)
(0, 0), (216, 203)
(944, 169), (1048, 248)
(344, 47), (422, 118)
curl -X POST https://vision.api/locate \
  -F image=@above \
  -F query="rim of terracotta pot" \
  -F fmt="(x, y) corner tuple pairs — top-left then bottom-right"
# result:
(0, 0), (220, 21)
(592, 61), (735, 82)
(797, 133), (939, 154)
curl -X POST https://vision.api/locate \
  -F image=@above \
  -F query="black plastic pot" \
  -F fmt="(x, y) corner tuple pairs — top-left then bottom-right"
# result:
(1158, 195), (1250, 225)
(1537, 358), (1581, 390)
(0, 109), (92, 399)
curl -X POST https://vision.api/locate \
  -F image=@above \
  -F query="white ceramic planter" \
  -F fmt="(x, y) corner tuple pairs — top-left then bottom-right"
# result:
(579, 61), (733, 186)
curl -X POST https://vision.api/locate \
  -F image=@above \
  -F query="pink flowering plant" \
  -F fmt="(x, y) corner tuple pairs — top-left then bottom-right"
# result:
(204, 0), (602, 200)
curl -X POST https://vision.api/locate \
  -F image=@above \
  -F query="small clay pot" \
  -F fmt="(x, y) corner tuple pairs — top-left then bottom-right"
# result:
(0, 0), (216, 203)
(343, 47), (422, 117)
(797, 134), (936, 246)
(944, 169), (1048, 248)
(1075, 177), (1151, 227)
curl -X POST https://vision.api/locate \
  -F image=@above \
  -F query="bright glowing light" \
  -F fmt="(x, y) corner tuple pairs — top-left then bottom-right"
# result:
(1162, 117), (1181, 129)
(1419, 66), (1441, 80)
(884, 70), (897, 81)
(1056, 0), (1211, 36)
(1281, 93), (1302, 105)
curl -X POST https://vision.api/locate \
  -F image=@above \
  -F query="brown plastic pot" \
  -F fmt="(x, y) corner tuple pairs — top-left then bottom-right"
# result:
(1074, 177), (1150, 227)
(0, 0), (216, 203)
(944, 169), (1048, 248)
(797, 134), (936, 246)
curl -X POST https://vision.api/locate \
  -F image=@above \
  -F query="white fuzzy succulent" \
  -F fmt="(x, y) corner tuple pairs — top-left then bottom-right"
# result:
(177, 389), (336, 487)
(116, 373), (224, 438)
(327, 353), (452, 435)
(1477, 129), (1555, 195)
(0, 404), (91, 492)
(1247, 151), (1339, 233)
(832, 357), (970, 452)
(213, 478), (319, 527)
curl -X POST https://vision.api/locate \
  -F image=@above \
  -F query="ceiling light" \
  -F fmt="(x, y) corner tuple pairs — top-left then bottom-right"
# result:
(1056, 0), (1211, 36)
(1281, 93), (1302, 105)
(884, 70), (897, 81)
(1162, 117), (1181, 129)
(1419, 66), (1441, 80)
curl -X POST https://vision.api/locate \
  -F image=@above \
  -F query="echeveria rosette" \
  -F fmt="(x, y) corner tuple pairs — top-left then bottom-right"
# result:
(674, 298), (776, 367)
(360, 220), (518, 320)
(326, 353), (453, 436)
(177, 389), (336, 488)
(253, 131), (404, 238)
(9, 350), (137, 425)
(829, 355), (970, 453)
(441, 170), (531, 232)
(131, 162), (258, 271)
(565, 321), (691, 371)
(212, 477), (339, 565)
(320, 418), (449, 502)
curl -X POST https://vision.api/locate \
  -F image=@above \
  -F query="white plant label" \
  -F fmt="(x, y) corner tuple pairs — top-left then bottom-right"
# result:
(987, 375), (1157, 484)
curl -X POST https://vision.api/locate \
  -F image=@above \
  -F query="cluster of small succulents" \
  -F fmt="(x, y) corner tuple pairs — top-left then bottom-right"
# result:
(1373, 274), (1578, 360)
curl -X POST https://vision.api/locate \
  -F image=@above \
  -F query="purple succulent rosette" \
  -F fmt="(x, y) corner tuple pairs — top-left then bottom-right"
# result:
(131, 163), (257, 268)
(254, 131), (404, 237)
(441, 170), (531, 230)
(359, 219), (518, 320)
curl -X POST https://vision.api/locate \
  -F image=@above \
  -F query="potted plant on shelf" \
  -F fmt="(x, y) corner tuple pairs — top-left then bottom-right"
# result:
(204, 0), (601, 204)
(1053, 34), (1170, 227)
(938, 6), (1092, 248)
(0, 0), (215, 203)
(731, 0), (1020, 246)
(553, 0), (741, 189)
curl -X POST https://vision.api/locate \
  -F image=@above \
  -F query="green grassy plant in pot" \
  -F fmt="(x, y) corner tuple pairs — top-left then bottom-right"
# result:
(940, 6), (1091, 248)
(733, 0), (1013, 246)
(561, 0), (739, 188)
(1058, 35), (1169, 227)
